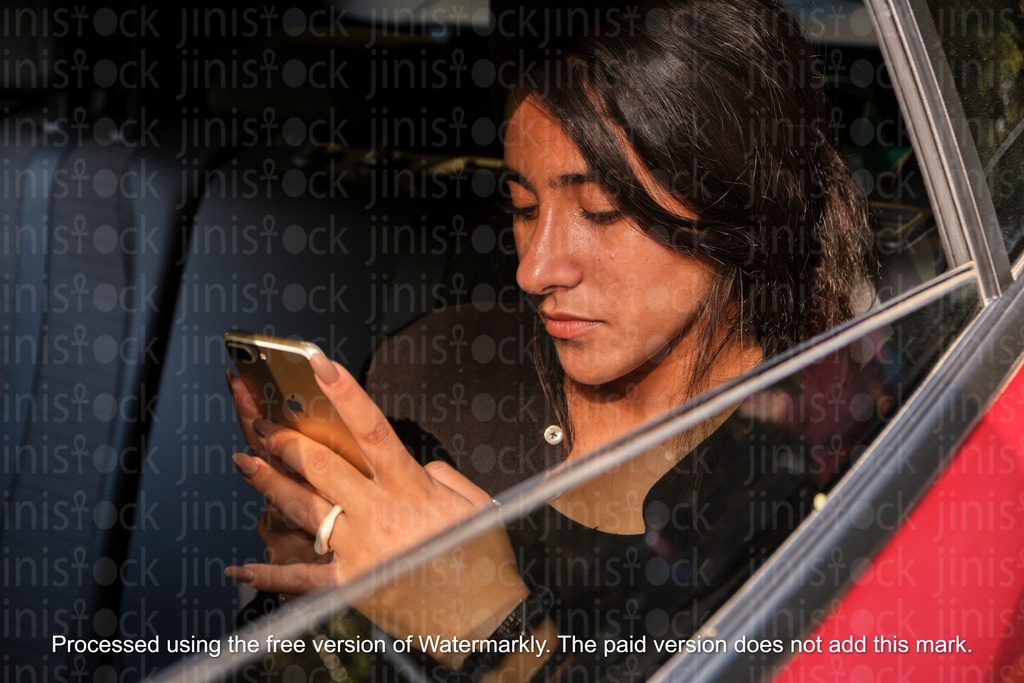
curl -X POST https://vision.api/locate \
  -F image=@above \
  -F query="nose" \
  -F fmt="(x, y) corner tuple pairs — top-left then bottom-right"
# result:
(515, 211), (584, 296)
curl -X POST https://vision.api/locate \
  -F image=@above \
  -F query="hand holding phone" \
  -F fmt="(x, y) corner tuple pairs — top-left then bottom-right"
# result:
(225, 330), (374, 478)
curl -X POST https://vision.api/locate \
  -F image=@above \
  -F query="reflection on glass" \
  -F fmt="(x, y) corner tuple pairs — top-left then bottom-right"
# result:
(926, 0), (1024, 259)
(220, 281), (978, 683)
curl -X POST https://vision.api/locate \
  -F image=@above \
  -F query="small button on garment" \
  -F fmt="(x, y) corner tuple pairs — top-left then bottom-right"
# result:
(543, 425), (564, 445)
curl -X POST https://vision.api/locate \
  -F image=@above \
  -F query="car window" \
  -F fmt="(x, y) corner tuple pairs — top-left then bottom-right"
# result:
(182, 0), (939, 672)
(829, 49), (944, 298)
(924, 0), (1024, 262)
(156, 272), (979, 683)
(787, 0), (946, 297)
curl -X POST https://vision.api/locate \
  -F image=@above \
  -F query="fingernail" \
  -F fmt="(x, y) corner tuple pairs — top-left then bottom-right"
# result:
(232, 452), (259, 477)
(253, 418), (280, 439)
(309, 352), (340, 386)
(225, 566), (255, 585)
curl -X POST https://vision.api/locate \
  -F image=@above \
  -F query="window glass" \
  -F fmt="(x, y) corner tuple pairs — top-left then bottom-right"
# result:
(926, 0), (1024, 260)
(823, 45), (945, 298)
(793, 0), (947, 298)
(209, 278), (979, 683)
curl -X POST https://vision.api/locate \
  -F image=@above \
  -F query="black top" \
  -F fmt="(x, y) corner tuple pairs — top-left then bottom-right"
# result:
(364, 305), (815, 677)
(363, 300), (564, 493)
(239, 304), (817, 680)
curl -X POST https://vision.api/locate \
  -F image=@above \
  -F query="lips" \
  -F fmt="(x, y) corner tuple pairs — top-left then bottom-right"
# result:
(541, 313), (601, 340)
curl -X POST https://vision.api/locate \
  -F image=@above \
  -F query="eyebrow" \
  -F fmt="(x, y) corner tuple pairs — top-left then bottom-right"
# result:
(551, 172), (596, 189)
(500, 165), (597, 194)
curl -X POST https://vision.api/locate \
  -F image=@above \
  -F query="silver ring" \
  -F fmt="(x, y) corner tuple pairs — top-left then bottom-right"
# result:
(314, 504), (343, 555)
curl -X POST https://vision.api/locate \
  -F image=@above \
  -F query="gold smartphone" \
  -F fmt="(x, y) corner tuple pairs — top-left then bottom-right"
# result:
(224, 330), (374, 478)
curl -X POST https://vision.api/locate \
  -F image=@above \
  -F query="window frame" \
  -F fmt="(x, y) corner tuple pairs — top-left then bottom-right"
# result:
(867, 0), (1014, 299)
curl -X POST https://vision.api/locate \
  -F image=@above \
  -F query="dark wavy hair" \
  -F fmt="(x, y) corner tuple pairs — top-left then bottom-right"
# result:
(507, 0), (872, 449)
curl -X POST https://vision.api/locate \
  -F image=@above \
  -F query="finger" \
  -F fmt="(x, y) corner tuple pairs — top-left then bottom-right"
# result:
(230, 375), (312, 482)
(256, 420), (378, 508)
(228, 370), (260, 420)
(262, 503), (308, 535)
(228, 371), (290, 466)
(424, 461), (494, 509)
(261, 528), (319, 566)
(233, 452), (339, 537)
(260, 531), (318, 565)
(229, 374), (303, 477)
(259, 505), (321, 565)
(225, 561), (338, 596)
(308, 353), (421, 482)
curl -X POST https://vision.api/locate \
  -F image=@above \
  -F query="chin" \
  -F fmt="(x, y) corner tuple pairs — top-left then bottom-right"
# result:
(562, 368), (617, 387)
(556, 348), (636, 388)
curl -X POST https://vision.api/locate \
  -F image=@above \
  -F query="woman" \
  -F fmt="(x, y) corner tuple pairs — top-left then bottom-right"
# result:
(226, 0), (869, 678)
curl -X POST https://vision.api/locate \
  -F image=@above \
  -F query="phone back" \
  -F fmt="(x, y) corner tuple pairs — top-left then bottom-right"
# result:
(226, 332), (374, 478)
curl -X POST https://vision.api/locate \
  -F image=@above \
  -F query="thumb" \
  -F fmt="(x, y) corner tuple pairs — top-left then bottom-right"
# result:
(424, 460), (494, 509)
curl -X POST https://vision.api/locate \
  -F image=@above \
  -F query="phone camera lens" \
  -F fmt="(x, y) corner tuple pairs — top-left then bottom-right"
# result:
(227, 344), (256, 364)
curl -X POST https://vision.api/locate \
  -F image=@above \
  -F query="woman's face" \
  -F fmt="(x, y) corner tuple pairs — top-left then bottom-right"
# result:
(505, 98), (717, 390)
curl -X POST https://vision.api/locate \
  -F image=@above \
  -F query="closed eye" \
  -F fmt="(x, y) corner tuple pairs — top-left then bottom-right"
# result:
(580, 209), (623, 225)
(499, 201), (538, 220)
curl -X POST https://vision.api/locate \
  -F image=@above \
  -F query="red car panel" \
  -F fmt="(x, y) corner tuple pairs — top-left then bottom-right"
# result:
(775, 364), (1024, 681)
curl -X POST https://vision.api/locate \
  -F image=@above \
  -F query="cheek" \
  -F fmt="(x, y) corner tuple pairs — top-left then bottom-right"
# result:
(623, 262), (717, 340)
(642, 281), (673, 311)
